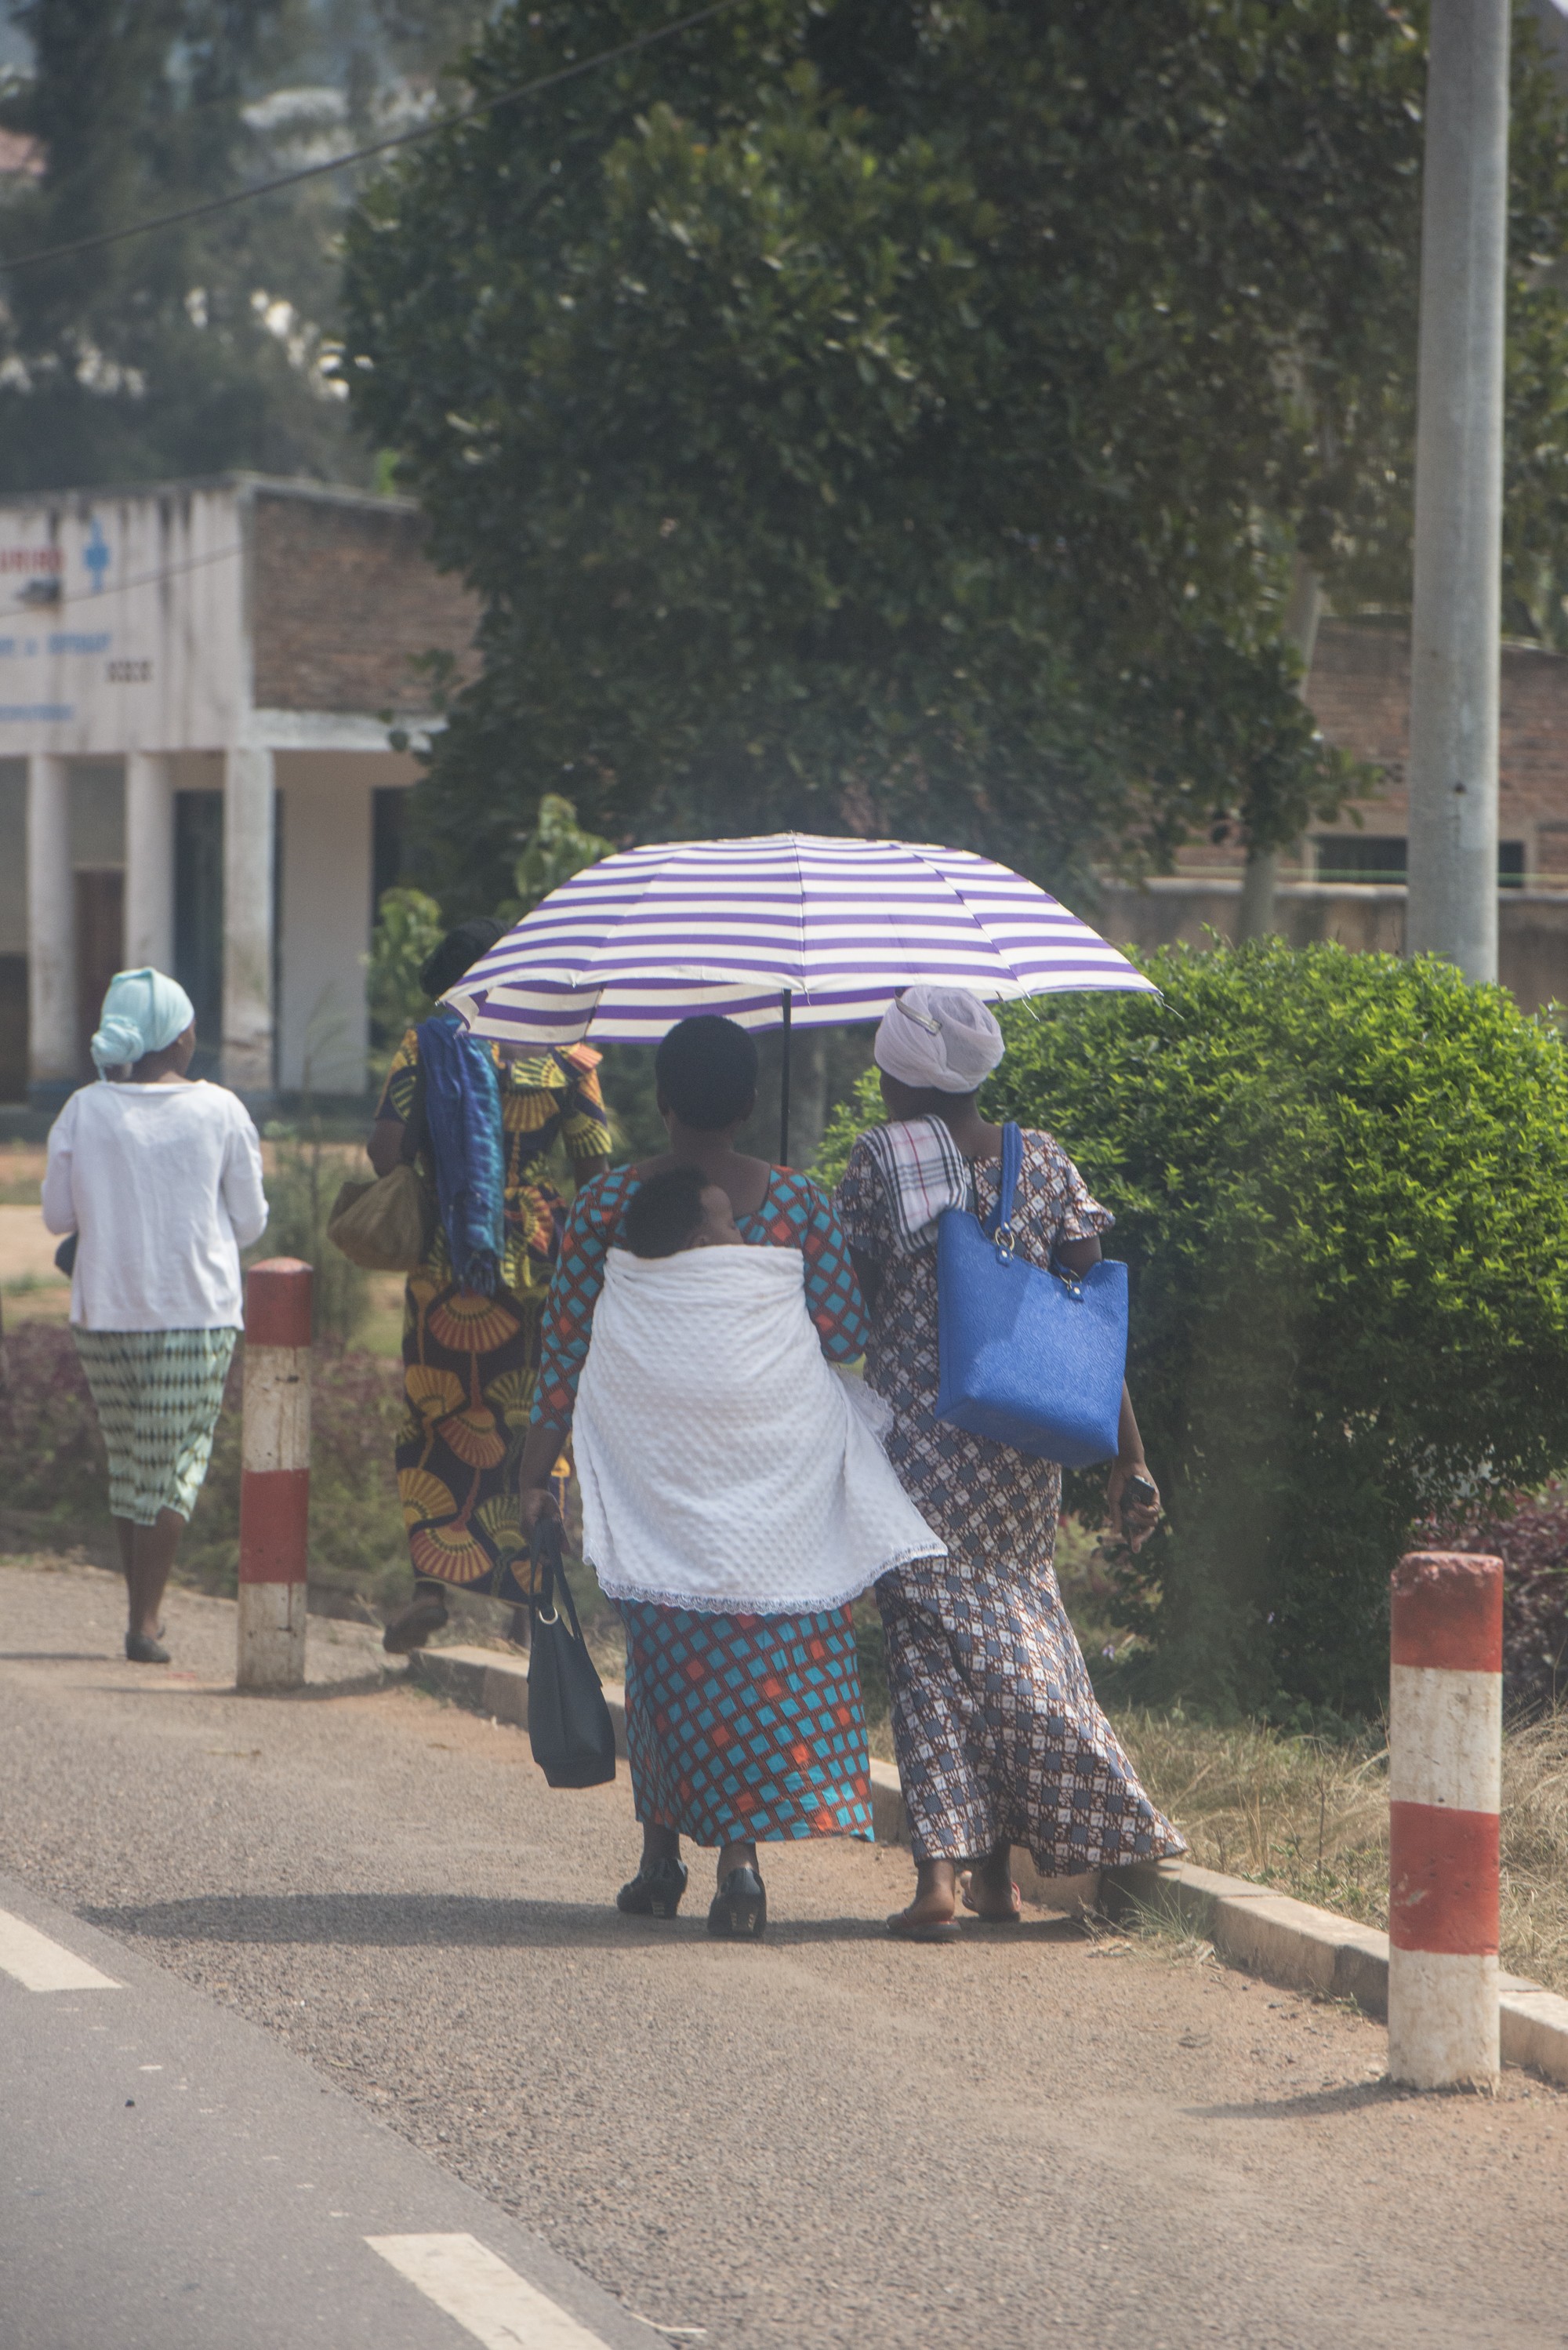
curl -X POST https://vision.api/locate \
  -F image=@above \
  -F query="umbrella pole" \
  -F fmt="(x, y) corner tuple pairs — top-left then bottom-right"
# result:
(779, 990), (792, 1167)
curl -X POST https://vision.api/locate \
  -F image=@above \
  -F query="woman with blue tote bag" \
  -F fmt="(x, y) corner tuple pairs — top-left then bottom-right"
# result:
(837, 986), (1183, 1941)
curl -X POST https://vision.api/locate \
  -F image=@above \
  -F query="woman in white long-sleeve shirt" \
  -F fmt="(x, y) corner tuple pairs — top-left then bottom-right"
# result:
(42, 968), (268, 1662)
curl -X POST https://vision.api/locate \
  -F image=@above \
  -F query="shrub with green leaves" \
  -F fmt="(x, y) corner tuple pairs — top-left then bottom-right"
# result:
(367, 886), (445, 1076)
(819, 945), (1568, 1717)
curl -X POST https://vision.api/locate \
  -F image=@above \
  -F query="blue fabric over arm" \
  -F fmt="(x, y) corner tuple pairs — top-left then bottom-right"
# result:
(417, 1010), (505, 1295)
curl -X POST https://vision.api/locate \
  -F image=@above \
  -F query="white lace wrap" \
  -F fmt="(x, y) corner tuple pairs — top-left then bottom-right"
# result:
(573, 1244), (945, 1615)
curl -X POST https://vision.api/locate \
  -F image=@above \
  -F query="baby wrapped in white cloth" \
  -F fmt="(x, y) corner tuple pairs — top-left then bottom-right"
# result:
(572, 1171), (944, 1616)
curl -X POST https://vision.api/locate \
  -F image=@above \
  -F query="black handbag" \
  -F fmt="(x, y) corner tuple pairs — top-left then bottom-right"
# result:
(526, 1516), (619, 1789)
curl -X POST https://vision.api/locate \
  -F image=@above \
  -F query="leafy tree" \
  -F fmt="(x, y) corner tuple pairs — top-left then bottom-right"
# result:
(0, 1), (358, 486)
(341, 0), (1568, 905)
(0, 0), (485, 491)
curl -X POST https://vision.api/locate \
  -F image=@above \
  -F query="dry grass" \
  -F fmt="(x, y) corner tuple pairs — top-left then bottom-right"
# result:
(1499, 1714), (1568, 1992)
(1112, 1710), (1391, 1926)
(1111, 1706), (1568, 1997)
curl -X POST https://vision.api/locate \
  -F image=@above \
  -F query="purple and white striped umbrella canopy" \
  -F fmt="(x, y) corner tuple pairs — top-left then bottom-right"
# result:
(445, 832), (1156, 1046)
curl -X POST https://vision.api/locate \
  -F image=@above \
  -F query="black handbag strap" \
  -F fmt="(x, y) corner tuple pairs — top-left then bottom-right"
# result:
(529, 1513), (587, 1643)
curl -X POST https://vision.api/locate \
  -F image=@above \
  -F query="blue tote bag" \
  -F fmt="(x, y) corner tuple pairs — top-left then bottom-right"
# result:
(935, 1123), (1127, 1469)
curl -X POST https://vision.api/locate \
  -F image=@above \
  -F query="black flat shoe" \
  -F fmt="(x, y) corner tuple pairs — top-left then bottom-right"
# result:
(125, 1633), (169, 1665)
(707, 1865), (767, 1940)
(616, 1857), (688, 1918)
(382, 1593), (449, 1654)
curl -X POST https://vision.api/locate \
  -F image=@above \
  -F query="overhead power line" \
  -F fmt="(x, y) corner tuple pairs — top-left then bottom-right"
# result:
(0, 0), (746, 275)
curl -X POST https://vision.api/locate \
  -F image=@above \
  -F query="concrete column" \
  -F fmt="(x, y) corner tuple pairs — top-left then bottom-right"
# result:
(122, 751), (174, 975)
(25, 752), (75, 1091)
(1405, 0), (1511, 983)
(223, 746), (275, 1095)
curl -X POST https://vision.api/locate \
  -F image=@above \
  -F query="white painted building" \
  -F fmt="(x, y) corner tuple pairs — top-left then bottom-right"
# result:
(0, 474), (476, 1104)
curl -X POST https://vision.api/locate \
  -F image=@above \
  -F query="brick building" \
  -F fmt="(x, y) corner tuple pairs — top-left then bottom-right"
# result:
(1102, 619), (1568, 1008)
(0, 475), (477, 1103)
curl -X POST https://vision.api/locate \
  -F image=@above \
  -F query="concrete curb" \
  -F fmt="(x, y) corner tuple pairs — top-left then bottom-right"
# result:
(409, 1643), (629, 1757)
(406, 1641), (1568, 2086)
(1097, 1860), (1568, 2087)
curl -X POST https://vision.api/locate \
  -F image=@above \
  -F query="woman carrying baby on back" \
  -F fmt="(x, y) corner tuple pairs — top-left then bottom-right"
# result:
(517, 1015), (941, 1940)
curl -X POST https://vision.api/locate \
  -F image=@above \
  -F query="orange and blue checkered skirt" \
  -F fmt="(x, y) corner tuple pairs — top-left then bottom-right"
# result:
(620, 1600), (874, 1847)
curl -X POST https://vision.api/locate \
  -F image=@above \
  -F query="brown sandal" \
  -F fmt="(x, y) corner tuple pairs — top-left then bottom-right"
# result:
(959, 1869), (1022, 1924)
(887, 1905), (960, 1944)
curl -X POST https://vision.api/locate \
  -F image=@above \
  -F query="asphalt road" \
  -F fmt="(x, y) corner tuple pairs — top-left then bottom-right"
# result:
(2, 1555), (1566, 2350)
(1, 1867), (661, 2350)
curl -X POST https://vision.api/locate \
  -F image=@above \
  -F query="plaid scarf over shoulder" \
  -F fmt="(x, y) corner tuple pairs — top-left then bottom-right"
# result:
(862, 1116), (974, 1255)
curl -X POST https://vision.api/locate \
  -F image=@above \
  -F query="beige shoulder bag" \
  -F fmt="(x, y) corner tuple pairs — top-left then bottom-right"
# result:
(328, 1059), (437, 1272)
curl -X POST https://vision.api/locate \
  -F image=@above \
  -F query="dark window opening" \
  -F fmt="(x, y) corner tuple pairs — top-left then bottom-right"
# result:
(272, 787), (283, 1095)
(372, 786), (408, 929)
(1315, 835), (1408, 883)
(174, 789), (223, 1069)
(0, 954), (27, 1102)
(74, 870), (124, 1077)
(1316, 834), (1527, 889)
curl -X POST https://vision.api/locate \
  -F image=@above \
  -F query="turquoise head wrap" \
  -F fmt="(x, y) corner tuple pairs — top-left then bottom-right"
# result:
(90, 968), (196, 1074)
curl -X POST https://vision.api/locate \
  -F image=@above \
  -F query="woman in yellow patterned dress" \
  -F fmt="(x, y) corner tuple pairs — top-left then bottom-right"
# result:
(368, 919), (613, 1653)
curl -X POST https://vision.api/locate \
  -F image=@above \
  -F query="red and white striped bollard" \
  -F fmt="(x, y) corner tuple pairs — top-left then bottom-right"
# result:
(1388, 1549), (1502, 2090)
(236, 1258), (312, 1691)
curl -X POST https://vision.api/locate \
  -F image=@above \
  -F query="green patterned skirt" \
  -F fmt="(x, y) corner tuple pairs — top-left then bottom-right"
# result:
(74, 1328), (237, 1527)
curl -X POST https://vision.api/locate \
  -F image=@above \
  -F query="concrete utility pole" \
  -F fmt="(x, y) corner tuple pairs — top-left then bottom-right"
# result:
(1405, 0), (1512, 984)
(1236, 556), (1323, 942)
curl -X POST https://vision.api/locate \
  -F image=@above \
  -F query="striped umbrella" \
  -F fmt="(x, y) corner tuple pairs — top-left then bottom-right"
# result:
(445, 832), (1154, 1153)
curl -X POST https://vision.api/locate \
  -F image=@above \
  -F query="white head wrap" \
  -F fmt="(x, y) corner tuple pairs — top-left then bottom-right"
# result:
(90, 968), (195, 1073)
(872, 986), (1005, 1095)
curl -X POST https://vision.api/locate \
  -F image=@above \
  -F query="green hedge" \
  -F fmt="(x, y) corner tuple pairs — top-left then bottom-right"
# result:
(820, 943), (1568, 1717)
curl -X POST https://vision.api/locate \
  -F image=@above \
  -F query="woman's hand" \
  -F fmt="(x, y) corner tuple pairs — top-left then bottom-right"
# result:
(1106, 1458), (1162, 1554)
(518, 1482), (561, 1537)
(366, 1117), (408, 1178)
(1107, 1384), (1160, 1553)
(517, 1418), (567, 1538)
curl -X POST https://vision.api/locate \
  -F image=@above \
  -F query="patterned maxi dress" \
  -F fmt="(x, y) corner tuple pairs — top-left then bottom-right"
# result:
(377, 1033), (613, 1607)
(836, 1127), (1184, 1875)
(533, 1164), (876, 1847)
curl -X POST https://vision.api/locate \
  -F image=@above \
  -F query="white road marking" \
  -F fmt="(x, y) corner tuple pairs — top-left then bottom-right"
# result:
(0, 1909), (120, 1992)
(366, 2234), (614, 2349)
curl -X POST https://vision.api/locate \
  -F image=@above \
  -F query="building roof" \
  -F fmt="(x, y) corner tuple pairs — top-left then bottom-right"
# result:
(0, 473), (419, 518)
